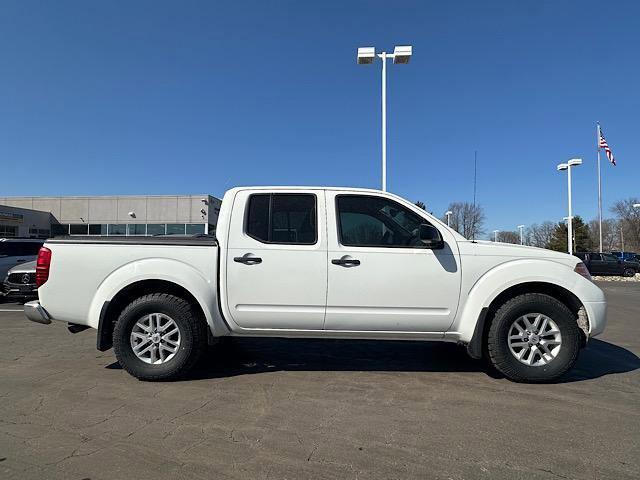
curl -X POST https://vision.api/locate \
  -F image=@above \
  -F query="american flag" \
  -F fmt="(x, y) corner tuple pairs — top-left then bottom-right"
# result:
(599, 128), (616, 166)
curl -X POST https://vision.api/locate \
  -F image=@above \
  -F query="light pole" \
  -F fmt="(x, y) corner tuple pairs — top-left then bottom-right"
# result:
(517, 225), (525, 245)
(493, 230), (499, 242)
(445, 210), (453, 227)
(357, 45), (412, 192)
(557, 158), (582, 254)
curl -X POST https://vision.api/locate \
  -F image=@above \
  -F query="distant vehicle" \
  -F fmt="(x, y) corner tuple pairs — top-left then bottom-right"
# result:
(575, 252), (639, 277)
(0, 238), (44, 281)
(25, 187), (607, 383)
(610, 251), (640, 263)
(2, 260), (37, 302)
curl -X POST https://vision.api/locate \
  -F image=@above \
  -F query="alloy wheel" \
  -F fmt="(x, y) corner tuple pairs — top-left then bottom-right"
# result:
(507, 313), (562, 366)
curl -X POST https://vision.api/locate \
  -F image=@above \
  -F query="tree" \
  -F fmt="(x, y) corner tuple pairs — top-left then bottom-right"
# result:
(526, 222), (555, 249)
(587, 218), (619, 252)
(445, 202), (485, 239)
(547, 216), (593, 253)
(494, 230), (519, 244)
(610, 198), (640, 252)
(414, 201), (426, 210)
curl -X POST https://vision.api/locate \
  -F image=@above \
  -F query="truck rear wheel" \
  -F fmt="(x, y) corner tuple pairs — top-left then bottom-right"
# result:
(487, 293), (582, 383)
(113, 293), (206, 381)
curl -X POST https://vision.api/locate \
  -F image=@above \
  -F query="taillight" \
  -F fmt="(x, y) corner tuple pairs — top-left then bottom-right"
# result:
(36, 247), (52, 288)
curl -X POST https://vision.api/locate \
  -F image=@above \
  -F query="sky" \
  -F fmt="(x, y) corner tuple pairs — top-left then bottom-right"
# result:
(1, 0), (638, 236)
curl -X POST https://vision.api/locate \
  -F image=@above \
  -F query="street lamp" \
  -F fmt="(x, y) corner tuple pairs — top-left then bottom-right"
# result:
(445, 210), (453, 227)
(517, 225), (525, 245)
(357, 45), (413, 191)
(557, 158), (582, 254)
(493, 230), (499, 242)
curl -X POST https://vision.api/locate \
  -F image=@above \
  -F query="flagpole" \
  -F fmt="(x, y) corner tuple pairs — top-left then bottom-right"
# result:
(597, 122), (603, 253)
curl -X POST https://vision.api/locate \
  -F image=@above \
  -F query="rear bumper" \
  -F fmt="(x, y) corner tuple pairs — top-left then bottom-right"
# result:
(24, 300), (52, 325)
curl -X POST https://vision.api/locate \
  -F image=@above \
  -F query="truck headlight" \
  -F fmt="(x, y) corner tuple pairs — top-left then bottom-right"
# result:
(574, 262), (592, 281)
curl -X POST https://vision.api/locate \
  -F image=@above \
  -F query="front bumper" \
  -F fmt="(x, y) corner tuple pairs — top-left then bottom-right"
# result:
(2, 281), (38, 300)
(24, 300), (52, 325)
(584, 300), (607, 337)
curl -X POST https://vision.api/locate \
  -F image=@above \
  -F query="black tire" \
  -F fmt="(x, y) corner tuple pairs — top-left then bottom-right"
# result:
(623, 268), (636, 277)
(113, 293), (207, 381)
(487, 293), (582, 383)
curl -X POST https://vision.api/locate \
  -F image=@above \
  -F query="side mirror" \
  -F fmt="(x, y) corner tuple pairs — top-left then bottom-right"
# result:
(419, 224), (444, 249)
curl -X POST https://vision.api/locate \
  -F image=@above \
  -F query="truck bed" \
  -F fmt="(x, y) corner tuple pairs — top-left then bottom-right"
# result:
(38, 235), (220, 330)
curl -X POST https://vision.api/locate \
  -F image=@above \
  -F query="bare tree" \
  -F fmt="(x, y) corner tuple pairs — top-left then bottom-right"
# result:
(610, 198), (640, 252)
(495, 231), (519, 244)
(526, 222), (555, 249)
(446, 202), (485, 239)
(588, 218), (619, 252)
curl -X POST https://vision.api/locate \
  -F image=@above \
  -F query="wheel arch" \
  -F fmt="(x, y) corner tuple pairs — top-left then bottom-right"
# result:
(465, 281), (587, 359)
(97, 279), (214, 352)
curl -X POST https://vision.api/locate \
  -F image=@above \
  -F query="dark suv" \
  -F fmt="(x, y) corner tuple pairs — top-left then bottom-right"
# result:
(575, 252), (639, 277)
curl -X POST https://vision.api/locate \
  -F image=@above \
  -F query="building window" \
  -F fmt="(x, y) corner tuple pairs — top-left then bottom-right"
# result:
(0, 225), (18, 237)
(70, 224), (89, 235)
(108, 224), (127, 235)
(51, 224), (69, 236)
(146, 224), (166, 236)
(89, 224), (107, 235)
(128, 224), (147, 236)
(29, 228), (50, 239)
(186, 224), (205, 235)
(166, 224), (186, 235)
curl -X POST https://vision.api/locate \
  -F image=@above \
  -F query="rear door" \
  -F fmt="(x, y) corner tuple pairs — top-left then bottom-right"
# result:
(602, 253), (622, 274)
(587, 254), (606, 275)
(225, 190), (327, 330)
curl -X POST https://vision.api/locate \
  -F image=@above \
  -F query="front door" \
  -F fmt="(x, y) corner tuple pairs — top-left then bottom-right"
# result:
(324, 192), (461, 332)
(602, 253), (622, 274)
(225, 190), (327, 330)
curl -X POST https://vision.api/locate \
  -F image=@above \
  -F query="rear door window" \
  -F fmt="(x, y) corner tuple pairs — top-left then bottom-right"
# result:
(245, 193), (317, 244)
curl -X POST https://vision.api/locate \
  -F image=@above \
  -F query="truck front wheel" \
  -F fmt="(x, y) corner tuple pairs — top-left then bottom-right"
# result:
(487, 293), (582, 383)
(113, 293), (207, 381)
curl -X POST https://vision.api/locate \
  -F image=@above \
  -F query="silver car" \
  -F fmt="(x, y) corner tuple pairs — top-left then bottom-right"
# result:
(2, 260), (37, 302)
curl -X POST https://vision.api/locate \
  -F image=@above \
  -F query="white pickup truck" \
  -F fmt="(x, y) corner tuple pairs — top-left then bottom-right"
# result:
(25, 187), (607, 382)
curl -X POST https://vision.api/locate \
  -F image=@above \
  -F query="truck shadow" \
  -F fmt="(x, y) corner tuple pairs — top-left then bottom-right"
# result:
(176, 337), (639, 383)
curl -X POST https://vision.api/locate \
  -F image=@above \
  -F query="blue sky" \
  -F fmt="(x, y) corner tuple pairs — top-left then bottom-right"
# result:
(1, 1), (638, 235)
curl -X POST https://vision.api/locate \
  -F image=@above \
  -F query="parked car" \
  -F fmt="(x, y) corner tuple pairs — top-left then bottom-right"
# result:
(575, 252), (639, 277)
(2, 260), (37, 302)
(25, 186), (607, 383)
(0, 238), (44, 281)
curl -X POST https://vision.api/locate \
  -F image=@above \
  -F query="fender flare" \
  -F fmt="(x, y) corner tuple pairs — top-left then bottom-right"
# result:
(87, 258), (225, 343)
(454, 258), (581, 351)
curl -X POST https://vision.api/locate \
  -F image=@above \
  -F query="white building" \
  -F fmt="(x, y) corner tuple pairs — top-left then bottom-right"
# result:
(0, 194), (221, 238)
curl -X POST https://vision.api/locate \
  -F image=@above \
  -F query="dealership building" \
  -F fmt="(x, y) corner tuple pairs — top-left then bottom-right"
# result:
(0, 194), (221, 239)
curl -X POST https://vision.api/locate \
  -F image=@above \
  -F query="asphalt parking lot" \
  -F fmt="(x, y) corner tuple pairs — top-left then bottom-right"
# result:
(1, 282), (638, 480)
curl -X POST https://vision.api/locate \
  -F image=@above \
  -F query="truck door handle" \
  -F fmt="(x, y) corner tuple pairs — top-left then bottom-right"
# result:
(331, 258), (360, 267)
(234, 255), (262, 265)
